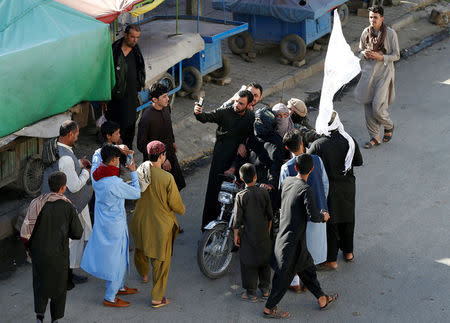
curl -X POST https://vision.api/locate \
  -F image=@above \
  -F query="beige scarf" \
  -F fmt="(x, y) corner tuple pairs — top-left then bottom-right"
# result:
(137, 161), (152, 192)
(21, 193), (72, 240)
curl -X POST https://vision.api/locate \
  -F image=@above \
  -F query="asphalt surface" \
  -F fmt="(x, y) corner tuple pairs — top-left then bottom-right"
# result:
(1, 37), (449, 322)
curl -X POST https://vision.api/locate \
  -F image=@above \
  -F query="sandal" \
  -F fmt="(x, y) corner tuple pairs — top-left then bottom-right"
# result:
(319, 293), (338, 310)
(261, 289), (271, 300)
(344, 253), (354, 262)
(316, 263), (337, 271)
(383, 126), (394, 143)
(263, 307), (290, 319)
(364, 138), (381, 149)
(152, 297), (170, 308)
(241, 291), (258, 302)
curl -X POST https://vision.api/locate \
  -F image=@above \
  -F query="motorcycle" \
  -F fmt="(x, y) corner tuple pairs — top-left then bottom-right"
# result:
(197, 174), (244, 279)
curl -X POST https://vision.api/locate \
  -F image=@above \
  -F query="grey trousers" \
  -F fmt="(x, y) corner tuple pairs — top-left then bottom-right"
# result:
(364, 100), (394, 139)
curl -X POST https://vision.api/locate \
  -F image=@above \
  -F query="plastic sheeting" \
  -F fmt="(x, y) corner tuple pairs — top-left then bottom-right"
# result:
(0, 0), (115, 138)
(315, 11), (360, 136)
(213, 0), (347, 22)
(56, 0), (149, 23)
(138, 19), (204, 85)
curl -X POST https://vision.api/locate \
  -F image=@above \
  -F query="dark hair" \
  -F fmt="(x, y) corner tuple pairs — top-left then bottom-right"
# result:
(368, 5), (384, 16)
(100, 143), (121, 164)
(247, 82), (263, 95)
(59, 120), (78, 137)
(238, 90), (254, 106)
(100, 121), (120, 141)
(125, 24), (141, 34)
(149, 150), (165, 162)
(48, 171), (67, 193)
(150, 83), (169, 100)
(239, 163), (256, 184)
(295, 153), (314, 175)
(282, 130), (303, 153)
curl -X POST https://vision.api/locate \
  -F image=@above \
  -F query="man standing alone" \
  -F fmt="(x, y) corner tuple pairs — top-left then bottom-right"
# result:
(354, 5), (399, 149)
(137, 83), (185, 191)
(105, 24), (145, 150)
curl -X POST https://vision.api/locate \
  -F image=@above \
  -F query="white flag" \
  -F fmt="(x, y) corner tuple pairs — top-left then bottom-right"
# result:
(315, 10), (361, 136)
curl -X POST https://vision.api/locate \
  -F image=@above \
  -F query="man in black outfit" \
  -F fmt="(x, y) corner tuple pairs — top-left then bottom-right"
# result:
(308, 111), (363, 270)
(263, 154), (337, 319)
(22, 172), (83, 323)
(194, 90), (255, 230)
(105, 24), (145, 150)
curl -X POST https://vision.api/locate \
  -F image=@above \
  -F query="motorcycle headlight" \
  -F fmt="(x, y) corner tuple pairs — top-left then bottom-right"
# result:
(218, 191), (233, 204)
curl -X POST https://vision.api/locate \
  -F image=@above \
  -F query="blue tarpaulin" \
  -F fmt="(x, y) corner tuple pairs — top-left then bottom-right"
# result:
(213, 0), (347, 22)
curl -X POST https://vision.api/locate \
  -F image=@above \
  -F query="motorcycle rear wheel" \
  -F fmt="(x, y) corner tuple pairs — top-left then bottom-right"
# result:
(197, 223), (234, 279)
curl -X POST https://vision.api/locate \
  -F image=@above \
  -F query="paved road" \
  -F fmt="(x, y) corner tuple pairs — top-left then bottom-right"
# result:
(1, 38), (449, 323)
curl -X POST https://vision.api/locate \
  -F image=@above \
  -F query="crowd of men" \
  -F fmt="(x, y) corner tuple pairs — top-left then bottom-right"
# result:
(19, 5), (399, 321)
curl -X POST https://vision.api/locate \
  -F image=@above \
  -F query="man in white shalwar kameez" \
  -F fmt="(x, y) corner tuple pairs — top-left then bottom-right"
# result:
(354, 5), (399, 148)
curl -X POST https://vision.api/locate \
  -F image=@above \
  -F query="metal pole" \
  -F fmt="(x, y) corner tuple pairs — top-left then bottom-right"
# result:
(223, 0), (226, 24)
(197, 0), (200, 33)
(176, 0), (179, 35)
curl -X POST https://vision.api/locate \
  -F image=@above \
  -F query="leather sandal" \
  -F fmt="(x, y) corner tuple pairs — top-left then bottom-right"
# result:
(263, 307), (290, 319)
(319, 294), (338, 310)
(152, 297), (170, 308)
(364, 138), (381, 149)
(383, 126), (394, 143)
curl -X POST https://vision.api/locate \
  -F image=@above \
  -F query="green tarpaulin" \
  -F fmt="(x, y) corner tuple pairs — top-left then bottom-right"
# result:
(0, 0), (115, 138)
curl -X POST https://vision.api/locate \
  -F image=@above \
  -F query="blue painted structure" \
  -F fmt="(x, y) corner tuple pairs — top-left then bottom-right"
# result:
(234, 11), (333, 45)
(215, 0), (348, 59)
(136, 15), (248, 111)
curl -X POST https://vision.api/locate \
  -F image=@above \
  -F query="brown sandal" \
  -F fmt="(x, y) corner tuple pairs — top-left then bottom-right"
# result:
(263, 307), (290, 319)
(364, 138), (381, 149)
(241, 291), (258, 302)
(152, 297), (170, 308)
(319, 293), (338, 310)
(383, 126), (394, 143)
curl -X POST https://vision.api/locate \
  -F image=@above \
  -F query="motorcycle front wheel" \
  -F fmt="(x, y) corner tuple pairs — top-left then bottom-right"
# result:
(197, 223), (234, 279)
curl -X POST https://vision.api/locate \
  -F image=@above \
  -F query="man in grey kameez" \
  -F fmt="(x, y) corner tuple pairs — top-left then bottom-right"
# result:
(354, 5), (399, 149)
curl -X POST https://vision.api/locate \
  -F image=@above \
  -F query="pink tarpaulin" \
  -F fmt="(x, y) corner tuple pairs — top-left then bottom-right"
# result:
(56, 0), (144, 23)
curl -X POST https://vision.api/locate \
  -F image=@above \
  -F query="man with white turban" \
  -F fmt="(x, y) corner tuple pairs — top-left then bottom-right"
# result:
(308, 111), (363, 270)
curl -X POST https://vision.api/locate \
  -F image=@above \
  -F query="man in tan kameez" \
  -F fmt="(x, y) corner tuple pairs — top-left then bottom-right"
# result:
(354, 5), (399, 149)
(130, 141), (185, 308)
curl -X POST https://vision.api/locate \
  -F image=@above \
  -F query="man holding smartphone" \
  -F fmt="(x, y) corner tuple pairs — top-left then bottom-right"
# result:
(194, 90), (255, 230)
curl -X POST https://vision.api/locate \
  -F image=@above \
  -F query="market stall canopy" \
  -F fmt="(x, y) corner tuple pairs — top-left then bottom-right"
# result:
(213, 0), (346, 22)
(55, 0), (166, 23)
(0, 0), (115, 138)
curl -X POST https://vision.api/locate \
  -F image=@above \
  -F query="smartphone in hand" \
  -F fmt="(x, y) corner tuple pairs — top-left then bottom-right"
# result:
(126, 154), (133, 167)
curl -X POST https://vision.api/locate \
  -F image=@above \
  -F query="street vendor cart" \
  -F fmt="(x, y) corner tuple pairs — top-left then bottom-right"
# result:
(214, 0), (349, 62)
(0, 0), (115, 195)
(136, 14), (248, 105)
